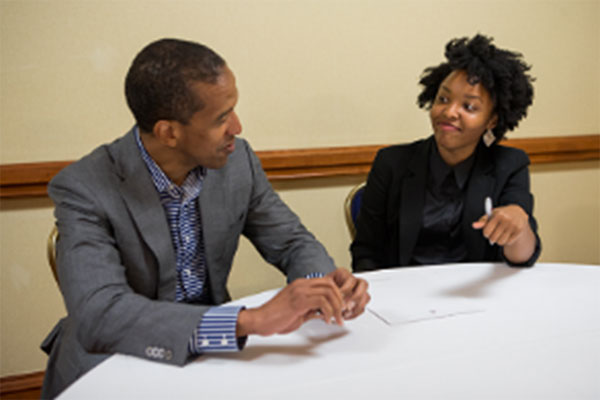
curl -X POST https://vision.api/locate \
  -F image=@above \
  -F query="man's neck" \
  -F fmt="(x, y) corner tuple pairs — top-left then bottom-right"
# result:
(139, 131), (189, 186)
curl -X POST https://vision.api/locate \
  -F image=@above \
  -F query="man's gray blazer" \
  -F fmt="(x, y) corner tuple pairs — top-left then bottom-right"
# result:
(42, 127), (335, 398)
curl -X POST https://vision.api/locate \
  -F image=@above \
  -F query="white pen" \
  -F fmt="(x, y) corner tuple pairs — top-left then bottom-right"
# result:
(485, 196), (493, 217)
(484, 196), (493, 246)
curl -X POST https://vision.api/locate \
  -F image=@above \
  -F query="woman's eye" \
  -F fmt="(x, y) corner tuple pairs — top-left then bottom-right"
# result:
(436, 96), (448, 103)
(464, 103), (476, 112)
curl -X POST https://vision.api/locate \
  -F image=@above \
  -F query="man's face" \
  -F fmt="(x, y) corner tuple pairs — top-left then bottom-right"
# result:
(173, 66), (242, 170)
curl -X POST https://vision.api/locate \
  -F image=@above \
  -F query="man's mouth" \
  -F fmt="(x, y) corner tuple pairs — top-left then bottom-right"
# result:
(223, 141), (235, 153)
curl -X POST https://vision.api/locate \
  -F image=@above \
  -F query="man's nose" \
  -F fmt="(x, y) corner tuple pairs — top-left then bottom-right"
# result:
(228, 112), (242, 136)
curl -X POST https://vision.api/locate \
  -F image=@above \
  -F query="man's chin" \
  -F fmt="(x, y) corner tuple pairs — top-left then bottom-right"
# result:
(204, 155), (230, 170)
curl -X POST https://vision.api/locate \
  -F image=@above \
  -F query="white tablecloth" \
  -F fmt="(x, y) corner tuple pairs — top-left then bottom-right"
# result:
(59, 263), (600, 399)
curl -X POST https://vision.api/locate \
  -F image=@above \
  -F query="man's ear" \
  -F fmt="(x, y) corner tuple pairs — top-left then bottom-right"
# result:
(153, 120), (179, 148)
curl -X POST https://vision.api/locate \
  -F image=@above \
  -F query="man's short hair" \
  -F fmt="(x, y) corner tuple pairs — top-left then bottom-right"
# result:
(125, 38), (226, 132)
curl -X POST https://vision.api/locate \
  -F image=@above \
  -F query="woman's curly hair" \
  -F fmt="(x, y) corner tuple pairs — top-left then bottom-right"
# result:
(417, 34), (534, 141)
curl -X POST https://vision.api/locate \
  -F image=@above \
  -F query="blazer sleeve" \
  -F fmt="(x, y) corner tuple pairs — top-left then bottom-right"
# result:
(240, 141), (336, 281)
(49, 167), (207, 367)
(495, 150), (541, 266)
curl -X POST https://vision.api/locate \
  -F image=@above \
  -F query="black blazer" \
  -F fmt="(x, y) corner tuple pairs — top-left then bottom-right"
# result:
(351, 136), (541, 271)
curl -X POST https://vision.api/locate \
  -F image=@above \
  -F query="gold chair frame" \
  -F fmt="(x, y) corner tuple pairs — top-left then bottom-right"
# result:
(47, 225), (59, 284)
(343, 182), (366, 239)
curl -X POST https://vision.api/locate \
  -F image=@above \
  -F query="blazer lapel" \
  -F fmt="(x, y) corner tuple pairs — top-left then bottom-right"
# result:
(113, 129), (177, 300)
(398, 138), (431, 265)
(198, 169), (229, 267)
(463, 143), (495, 261)
(197, 164), (236, 304)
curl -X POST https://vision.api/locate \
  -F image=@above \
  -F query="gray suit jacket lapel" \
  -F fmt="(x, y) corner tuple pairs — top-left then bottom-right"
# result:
(198, 167), (229, 293)
(398, 138), (431, 265)
(112, 129), (177, 300)
(197, 146), (246, 304)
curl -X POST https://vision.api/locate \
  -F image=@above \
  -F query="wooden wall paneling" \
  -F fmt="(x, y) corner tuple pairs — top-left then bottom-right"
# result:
(0, 371), (44, 399)
(0, 134), (598, 198)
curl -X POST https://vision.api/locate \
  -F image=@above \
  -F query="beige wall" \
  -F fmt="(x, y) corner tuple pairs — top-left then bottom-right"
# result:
(1, 0), (599, 377)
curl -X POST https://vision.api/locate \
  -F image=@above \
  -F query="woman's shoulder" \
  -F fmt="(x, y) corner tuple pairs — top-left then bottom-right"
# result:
(371, 137), (431, 175)
(489, 143), (531, 167)
(377, 137), (430, 159)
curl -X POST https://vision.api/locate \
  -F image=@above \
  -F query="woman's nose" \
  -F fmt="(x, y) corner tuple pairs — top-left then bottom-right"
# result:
(442, 102), (459, 119)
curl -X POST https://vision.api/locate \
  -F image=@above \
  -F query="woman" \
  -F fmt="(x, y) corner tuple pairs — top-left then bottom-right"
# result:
(351, 34), (540, 272)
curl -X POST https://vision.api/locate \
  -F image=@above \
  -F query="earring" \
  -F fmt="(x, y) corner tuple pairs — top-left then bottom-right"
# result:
(483, 129), (496, 147)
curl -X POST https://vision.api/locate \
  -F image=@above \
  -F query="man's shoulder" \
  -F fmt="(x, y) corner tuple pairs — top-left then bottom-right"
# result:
(52, 144), (108, 183)
(49, 130), (134, 188)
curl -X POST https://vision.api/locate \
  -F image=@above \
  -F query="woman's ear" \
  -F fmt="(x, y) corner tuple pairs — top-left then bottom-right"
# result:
(487, 114), (498, 131)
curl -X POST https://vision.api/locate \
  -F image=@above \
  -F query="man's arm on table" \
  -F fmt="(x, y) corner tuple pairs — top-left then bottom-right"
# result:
(237, 269), (370, 337)
(230, 141), (371, 339)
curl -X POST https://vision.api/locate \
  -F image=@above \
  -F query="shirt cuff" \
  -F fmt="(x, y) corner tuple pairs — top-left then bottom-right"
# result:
(189, 306), (246, 354)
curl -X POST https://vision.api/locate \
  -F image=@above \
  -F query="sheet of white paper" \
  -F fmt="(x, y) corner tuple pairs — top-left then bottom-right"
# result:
(366, 276), (486, 325)
(368, 302), (485, 325)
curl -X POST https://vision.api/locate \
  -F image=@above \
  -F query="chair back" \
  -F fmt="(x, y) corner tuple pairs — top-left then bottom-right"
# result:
(344, 182), (366, 239)
(47, 225), (59, 284)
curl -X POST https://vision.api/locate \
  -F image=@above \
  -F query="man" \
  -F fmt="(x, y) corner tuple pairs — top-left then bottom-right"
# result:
(42, 38), (370, 398)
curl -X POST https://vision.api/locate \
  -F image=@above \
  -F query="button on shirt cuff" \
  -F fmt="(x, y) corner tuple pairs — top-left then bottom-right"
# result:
(287, 271), (326, 284)
(189, 306), (245, 354)
(305, 272), (325, 279)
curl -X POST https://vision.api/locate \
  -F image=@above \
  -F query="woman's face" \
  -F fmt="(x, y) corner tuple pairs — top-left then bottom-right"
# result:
(429, 70), (497, 166)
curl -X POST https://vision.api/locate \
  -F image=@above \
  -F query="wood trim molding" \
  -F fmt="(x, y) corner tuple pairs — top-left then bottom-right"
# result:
(1, 134), (598, 199)
(0, 371), (44, 398)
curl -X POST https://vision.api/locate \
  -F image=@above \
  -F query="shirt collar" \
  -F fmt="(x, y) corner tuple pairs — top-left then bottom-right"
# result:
(429, 143), (475, 190)
(134, 126), (205, 201)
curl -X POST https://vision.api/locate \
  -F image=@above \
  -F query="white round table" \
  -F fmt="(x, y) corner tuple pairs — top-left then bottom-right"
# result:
(58, 263), (600, 399)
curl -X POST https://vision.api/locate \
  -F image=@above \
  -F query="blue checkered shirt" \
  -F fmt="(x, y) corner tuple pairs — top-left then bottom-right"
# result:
(135, 128), (242, 353)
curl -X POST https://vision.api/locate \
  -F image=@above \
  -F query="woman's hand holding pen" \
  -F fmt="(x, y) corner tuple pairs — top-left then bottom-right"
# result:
(472, 201), (537, 263)
(472, 204), (530, 247)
